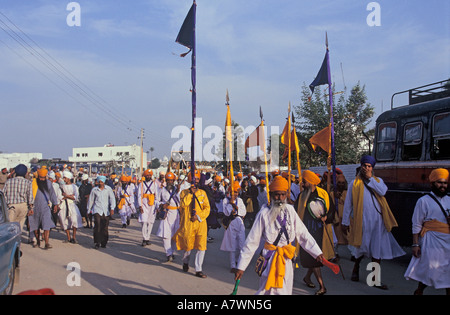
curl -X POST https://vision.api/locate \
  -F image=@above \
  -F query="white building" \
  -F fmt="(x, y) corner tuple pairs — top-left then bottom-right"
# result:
(68, 144), (148, 174)
(0, 153), (43, 170)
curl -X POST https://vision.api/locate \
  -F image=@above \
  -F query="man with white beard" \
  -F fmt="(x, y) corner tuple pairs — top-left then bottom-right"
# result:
(234, 176), (323, 295)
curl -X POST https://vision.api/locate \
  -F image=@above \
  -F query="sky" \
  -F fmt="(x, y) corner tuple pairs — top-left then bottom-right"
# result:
(0, 0), (448, 161)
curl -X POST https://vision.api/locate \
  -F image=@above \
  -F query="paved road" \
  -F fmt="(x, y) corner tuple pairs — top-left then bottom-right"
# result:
(13, 215), (444, 296)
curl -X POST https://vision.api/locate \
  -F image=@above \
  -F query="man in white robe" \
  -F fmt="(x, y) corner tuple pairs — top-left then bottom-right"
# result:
(156, 172), (180, 262)
(58, 171), (83, 243)
(220, 182), (246, 272)
(116, 175), (136, 228)
(342, 155), (405, 289)
(235, 176), (323, 295)
(137, 170), (159, 246)
(404, 168), (450, 295)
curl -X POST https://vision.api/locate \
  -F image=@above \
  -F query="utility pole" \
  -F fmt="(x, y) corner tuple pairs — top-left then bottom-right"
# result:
(139, 128), (145, 176)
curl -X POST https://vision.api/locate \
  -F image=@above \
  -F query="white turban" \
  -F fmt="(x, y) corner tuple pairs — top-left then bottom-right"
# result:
(63, 171), (74, 179)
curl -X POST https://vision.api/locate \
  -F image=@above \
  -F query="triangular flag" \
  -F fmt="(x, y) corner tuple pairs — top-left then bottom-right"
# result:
(309, 124), (331, 154)
(175, 3), (196, 57)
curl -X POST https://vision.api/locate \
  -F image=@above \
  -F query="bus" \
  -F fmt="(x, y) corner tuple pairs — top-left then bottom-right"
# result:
(373, 79), (450, 246)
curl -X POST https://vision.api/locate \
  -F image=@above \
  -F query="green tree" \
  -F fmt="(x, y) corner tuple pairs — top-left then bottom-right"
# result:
(294, 82), (375, 167)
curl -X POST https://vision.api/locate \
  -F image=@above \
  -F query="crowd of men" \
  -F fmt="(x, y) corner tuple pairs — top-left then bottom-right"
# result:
(1, 155), (449, 295)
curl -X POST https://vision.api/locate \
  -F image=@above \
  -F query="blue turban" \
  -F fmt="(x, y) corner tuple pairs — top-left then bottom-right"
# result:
(97, 176), (107, 183)
(15, 164), (28, 177)
(360, 155), (376, 167)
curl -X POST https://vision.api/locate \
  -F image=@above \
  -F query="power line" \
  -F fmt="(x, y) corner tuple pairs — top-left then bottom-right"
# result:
(0, 11), (171, 148)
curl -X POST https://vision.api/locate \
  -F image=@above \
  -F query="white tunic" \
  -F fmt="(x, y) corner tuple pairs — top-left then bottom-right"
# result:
(342, 177), (405, 260)
(116, 183), (137, 216)
(237, 204), (322, 295)
(137, 180), (159, 224)
(58, 184), (83, 230)
(220, 197), (246, 252)
(404, 192), (450, 289)
(156, 186), (180, 239)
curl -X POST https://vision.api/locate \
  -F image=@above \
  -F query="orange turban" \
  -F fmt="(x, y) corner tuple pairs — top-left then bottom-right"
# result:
(228, 181), (241, 193)
(187, 170), (201, 182)
(269, 176), (289, 192)
(143, 169), (153, 177)
(165, 172), (175, 180)
(303, 170), (320, 186)
(120, 175), (129, 182)
(37, 168), (48, 177)
(429, 168), (449, 183)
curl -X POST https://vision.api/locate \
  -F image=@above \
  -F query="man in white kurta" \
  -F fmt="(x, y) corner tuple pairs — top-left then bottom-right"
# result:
(404, 168), (450, 295)
(220, 182), (246, 272)
(137, 170), (159, 246)
(235, 176), (323, 295)
(342, 155), (405, 288)
(156, 172), (180, 262)
(116, 176), (137, 228)
(58, 171), (83, 243)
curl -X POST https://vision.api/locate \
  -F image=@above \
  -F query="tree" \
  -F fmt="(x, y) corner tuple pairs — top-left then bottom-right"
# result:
(294, 82), (375, 167)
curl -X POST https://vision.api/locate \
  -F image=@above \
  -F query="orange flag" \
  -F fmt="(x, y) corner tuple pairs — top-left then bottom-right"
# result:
(309, 124), (331, 154)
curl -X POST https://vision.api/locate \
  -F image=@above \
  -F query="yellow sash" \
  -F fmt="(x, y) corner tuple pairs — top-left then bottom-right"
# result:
(32, 178), (38, 199)
(349, 176), (398, 247)
(264, 242), (296, 291)
(420, 220), (450, 237)
(118, 194), (129, 210)
(143, 193), (155, 206)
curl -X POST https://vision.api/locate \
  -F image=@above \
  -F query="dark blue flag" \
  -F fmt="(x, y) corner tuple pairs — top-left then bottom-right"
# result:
(309, 51), (329, 94)
(176, 3), (195, 56)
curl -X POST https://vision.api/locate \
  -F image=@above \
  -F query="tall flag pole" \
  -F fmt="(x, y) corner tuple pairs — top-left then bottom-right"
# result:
(176, 1), (197, 185)
(225, 90), (235, 198)
(287, 102), (292, 193)
(309, 32), (338, 208)
(291, 113), (302, 185)
(260, 108), (271, 205)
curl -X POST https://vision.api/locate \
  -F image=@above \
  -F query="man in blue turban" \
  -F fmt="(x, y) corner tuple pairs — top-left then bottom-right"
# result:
(360, 155), (376, 168)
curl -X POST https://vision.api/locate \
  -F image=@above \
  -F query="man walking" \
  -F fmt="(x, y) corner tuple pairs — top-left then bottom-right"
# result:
(235, 176), (323, 295)
(87, 175), (116, 249)
(404, 168), (450, 295)
(137, 169), (159, 246)
(173, 171), (210, 278)
(28, 168), (59, 249)
(3, 164), (33, 232)
(342, 155), (405, 289)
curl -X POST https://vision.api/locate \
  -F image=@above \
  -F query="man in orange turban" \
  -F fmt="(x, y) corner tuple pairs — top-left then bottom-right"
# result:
(117, 174), (136, 228)
(156, 171), (180, 262)
(234, 175), (323, 295)
(137, 169), (158, 247)
(404, 168), (450, 295)
(296, 169), (335, 294)
(221, 180), (246, 272)
(173, 171), (211, 278)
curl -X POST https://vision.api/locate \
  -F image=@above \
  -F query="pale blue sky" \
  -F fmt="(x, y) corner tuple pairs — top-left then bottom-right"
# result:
(0, 0), (448, 160)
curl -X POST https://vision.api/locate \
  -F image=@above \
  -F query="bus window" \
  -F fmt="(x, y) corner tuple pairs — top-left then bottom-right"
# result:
(376, 122), (397, 161)
(402, 122), (422, 161)
(432, 112), (450, 160)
